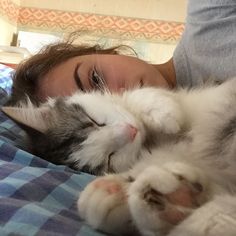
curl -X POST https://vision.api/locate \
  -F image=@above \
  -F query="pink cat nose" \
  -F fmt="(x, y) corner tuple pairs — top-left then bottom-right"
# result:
(127, 124), (138, 141)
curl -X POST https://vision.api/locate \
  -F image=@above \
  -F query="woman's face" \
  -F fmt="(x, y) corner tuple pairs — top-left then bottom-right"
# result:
(38, 54), (169, 100)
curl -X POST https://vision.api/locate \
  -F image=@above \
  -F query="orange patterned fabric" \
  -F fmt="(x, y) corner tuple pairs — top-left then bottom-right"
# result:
(0, 0), (19, 23)
(0, 0), (184, 43)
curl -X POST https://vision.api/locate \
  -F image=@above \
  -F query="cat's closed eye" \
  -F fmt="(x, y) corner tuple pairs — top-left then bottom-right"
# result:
(108, 152), (115, 172)
(83, 111), (106, 127)
(89, 116), (105, 127)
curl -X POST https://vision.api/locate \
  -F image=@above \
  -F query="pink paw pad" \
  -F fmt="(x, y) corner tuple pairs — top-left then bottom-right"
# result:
(94, 179), (122, 194)
(166, 182), (202, 208)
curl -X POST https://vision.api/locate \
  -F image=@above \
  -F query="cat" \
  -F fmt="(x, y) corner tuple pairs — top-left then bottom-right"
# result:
(2, 86), (184, 175)
(3, 78), (236, 235)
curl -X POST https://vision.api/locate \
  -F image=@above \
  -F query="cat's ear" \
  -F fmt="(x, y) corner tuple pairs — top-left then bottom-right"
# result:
(1, 106), (50, 133)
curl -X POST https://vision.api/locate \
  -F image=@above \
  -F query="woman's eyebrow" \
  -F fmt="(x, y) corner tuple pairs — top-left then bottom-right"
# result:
(74, 64), (85, 92)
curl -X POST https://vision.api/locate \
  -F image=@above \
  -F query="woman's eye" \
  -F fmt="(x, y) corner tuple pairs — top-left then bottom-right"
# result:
(139, 79), (144, 88)
(91, 68), (101, 87)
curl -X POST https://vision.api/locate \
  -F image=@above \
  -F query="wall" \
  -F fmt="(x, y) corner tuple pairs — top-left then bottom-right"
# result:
(0, 18), (16, 45)
(0, 0), (19, 45)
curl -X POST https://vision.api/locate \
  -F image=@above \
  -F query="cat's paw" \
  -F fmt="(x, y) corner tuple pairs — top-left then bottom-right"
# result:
(142, 106), (182, 134)
(168, 194), (236, 236)
(129, 88), (184, 134)
(78, 175), (136, 235)
(128, 163), (211, 235)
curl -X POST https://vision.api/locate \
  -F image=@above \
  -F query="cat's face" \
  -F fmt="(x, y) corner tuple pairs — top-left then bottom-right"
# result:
(2, 92), (145, 174)
(66, 92), (145, 174)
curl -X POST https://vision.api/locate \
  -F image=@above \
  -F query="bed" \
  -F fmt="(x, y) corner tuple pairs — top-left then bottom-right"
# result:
(0, 63), (105, 236)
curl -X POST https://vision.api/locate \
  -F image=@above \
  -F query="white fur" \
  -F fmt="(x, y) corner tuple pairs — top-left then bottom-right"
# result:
(66, 91), (145, 172)
(78, 78), (236, 235)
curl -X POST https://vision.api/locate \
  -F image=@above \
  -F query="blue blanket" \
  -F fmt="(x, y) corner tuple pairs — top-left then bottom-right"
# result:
(0, 64), (106, 236)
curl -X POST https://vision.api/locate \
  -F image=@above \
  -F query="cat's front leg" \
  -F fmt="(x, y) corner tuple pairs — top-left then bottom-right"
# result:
(78, 174), (138, 235)
(125, 88), (185, 135)
(128, 162), (212, 236)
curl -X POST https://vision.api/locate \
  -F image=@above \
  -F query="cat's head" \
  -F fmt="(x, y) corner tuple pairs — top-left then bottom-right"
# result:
(2, 91), (145, 174)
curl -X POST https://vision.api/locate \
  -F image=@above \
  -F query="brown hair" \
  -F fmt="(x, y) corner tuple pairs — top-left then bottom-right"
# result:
(7, 40), (134, 106)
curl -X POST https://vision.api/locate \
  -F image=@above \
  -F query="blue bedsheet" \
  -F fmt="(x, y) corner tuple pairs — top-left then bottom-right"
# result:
(0, 64), (105, 236)
(0, 64), (13, 95)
